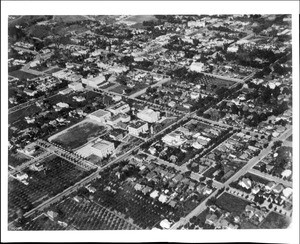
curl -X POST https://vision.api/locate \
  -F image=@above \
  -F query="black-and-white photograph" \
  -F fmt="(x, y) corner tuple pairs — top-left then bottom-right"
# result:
(1, 1), (299, 243)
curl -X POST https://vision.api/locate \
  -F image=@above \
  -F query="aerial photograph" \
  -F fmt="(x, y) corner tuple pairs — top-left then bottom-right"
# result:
(5, 13), (295, 234)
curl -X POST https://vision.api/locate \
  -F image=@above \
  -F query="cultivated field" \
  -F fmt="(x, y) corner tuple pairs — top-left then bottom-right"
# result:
(8, 156), (93, 222)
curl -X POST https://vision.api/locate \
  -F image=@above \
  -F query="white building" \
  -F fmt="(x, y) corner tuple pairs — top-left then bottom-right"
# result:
(88, 109), (111, 124)
(128, 120), (148, 136)
(190, 91), (200, 100)
(227, 45), (239, 53)
(82, 74), (106, 88)
(137, 108), (160, 123)
(90, 139), (115, 158)
(56, 102), (69, 108)
(108, 101), (130, 115)
(162, 131), (187, 147)
(190, 62), (205, 72)
(187, 20), (205, 28)
(68, 82), (83, 91)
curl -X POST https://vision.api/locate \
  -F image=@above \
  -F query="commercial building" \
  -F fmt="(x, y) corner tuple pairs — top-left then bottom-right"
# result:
(137, 108), (160, 123)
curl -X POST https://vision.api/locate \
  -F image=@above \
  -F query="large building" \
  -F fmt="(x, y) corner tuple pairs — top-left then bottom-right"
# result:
(90, 139), (115, 158)
(108, 101), (130, 115)
(137, 108), (160, 123)
(162, 131), (187, 147)
(88, 109), (111, 124)
(128, 120), (148, 136)
(190, 62), (205, 73)
(82, 74), (106, 88)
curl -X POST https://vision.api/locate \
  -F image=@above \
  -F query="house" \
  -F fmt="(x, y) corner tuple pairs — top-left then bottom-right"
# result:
(85, 185), (97, 193)
(160, 219), (172, 229)
(47, 211), (58, 221)
(158, 194), (168, 203)
(238, 177), (252, 189)
(265, 181), (276, 191)
(150, 190), (159, 199)
(205, 214), (218, 225)
(273, 184), (284, 194)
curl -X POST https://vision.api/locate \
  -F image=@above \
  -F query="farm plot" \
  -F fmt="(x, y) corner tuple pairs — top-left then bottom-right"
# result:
(44, 197), (138, 230)
(8, 156), (93, 222)
(51, 121), (107, 150)
(92, 180), (179, 229)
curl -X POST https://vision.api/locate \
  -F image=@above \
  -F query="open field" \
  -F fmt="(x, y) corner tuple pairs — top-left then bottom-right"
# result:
(9, 70), (38, 80)
(51, 121), (106, 150)
(216, 192), (250, 216)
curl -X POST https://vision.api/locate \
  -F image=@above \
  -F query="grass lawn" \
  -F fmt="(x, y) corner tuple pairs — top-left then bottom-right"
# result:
(51, 121), (106, 150)
(216, 192), (250, 216)
(9, 70), (38, 80)
(110, 84), (128, 94)
(286, 135), (292, 142)
(260, 211), (291, 229)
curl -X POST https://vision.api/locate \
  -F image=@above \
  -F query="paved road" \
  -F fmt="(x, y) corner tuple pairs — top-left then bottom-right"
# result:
(9, 151), (52, 176)
(36, 139), (97, 171)
(170, 127), (292, 229)
(249, 168), (292, 188)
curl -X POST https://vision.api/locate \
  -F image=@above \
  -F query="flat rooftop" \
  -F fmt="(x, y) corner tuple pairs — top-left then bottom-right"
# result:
(90, 109), (110, 118)
(92, 140), (113, 150)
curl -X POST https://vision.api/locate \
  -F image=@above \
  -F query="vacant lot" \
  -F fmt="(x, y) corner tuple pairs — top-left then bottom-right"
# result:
(51, 121), (106, 150)
(9, 70), (38, 80)
(216, 192), (250, 216)
(260, 211), (291, 229)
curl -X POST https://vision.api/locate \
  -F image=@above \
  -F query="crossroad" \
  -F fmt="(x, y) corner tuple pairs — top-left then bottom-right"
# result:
(170, 127), (292, 229)
(35, 139), (97, 171)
